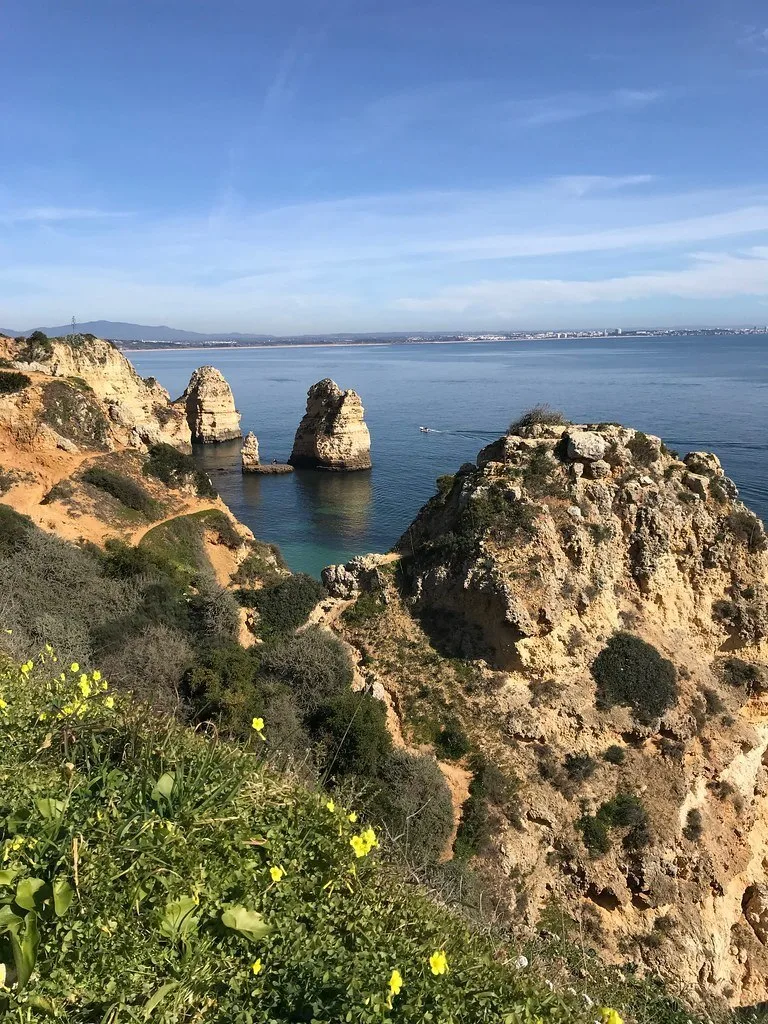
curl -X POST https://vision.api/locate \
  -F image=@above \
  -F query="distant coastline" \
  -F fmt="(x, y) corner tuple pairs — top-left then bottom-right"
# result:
(120, 330), (767, 354)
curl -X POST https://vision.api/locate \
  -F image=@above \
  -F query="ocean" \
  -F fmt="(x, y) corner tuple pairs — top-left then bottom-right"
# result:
(131, 334), (768, 578)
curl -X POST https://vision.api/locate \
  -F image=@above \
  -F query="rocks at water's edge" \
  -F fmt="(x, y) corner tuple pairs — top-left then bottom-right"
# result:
(241, 430), (293, 474)
(179, 366), (242, 443)
(289, 378), (372, 471)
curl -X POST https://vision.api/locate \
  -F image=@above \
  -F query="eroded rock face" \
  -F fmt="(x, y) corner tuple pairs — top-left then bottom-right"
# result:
(179, 366), (241, 444)
(241, 431), (260, 471)
(289, 378), (371, 471)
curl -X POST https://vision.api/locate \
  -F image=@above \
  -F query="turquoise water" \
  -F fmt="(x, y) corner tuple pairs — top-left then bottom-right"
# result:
(132, 335), (768, 577)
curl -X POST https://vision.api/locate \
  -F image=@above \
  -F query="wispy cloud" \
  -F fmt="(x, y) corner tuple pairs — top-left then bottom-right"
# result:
(741, 25), (768, 53)
(507, 88), (664, 127)
(0, 207), (133, 225)
(395, 249), (768, 316)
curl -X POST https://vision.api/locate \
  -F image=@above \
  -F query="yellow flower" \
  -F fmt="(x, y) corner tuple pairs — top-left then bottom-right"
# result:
(92, 670), (101, 681)
(429, 950), (449, 976)
(104, 696), (115, 709)
(70, 662), (80, 673)
(251, 717), (266, 740)
(78, 675), (92, 697)
(325, 799), (336, 813)
(600, 1010), (623, 1024)
(388, 968), (403, 997)
(0, 698), (7, 710)
(348, 811), (358, 823)
(251, 958), (262, 975)
(361, 826), (377, 849)
(269, 865), (285, 882)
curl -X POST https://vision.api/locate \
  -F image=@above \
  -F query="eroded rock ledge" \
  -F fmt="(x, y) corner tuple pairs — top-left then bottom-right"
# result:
(289, 378), (372, 471)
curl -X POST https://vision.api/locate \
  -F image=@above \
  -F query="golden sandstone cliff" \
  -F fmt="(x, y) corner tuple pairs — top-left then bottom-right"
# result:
(289, 378), (372, 471)
(179, 364), (242, 443)
(329, 415), (768, 1011)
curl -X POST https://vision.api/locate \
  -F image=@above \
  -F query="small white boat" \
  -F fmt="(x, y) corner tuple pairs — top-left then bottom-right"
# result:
(419, 426), (432, 433)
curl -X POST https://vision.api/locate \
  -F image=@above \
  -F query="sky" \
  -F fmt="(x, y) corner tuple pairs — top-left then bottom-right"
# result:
(2, 0), (768, 334)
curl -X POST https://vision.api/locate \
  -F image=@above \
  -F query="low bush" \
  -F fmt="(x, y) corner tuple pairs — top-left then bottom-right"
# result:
(592, 632), (678, 723)
(232, 542), (286, 587)
(252, 573), (326, 639)
(726, 509), (767, 553)
(369, 749), (454, 867)
(0, 503), (35, 556)
(454, 754), (520, 859)
(508, 404), (569, 435)
(0, 370), (31, 394)
(720, 657), (766, 695)
(578, 794), (649, 857)
(309, 690), (392, 779)
(683, 808), (703, 842)
(82, 465), (160, 516)
(19, 329), (53, 361)
(626, 431), (659, 467)
(342, 588), (387, 626)
(435, 716), (471, 761)
(603, 745), (626, 765)
(143, 442), (217, 498)
(259, 627), (353, 717)
(564, 753), (598, 781)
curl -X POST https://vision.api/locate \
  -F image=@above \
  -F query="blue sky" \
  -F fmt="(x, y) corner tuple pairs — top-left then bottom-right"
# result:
(2, 0), (768, 333)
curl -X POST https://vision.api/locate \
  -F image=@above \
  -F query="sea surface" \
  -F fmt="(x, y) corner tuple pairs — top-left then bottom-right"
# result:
(132, 335), (768, 578)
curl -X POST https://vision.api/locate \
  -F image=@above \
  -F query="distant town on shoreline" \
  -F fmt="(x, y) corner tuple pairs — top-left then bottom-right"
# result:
(4, 320), (767, 351)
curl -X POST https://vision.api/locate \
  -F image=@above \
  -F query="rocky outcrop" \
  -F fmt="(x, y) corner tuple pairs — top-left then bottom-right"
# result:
(241, 431), (260, 470)
(289, 379), (372, 471)
(322, 553), (397, 599)
(240, 431), (293, 474)
(0, 333), (190, 449)
(178, 366), (241, 443)
(360, 419), (768, 1008)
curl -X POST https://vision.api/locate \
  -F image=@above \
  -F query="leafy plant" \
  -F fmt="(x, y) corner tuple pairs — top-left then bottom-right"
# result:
(82, 465), (160, 516)
(250, 574), (326, 639)
(592, 632), (678, 723)
(143, 442), (216, 498)
(0, 371), (31, 395)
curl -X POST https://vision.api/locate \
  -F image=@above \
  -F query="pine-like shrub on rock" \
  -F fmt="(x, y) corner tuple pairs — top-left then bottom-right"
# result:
(592, 631), (678, 723)
(250, 573), (326, 639)
(309, 690), (392, 778)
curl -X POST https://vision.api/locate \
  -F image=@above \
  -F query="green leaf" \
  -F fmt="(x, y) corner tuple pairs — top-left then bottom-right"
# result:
(53, 877), (74, 918)
(221, 905), (270, 942)
(27, 994), (56, 1016)
(0, 904), (23, 935)
(15, 878), (47, 912)
(151, 773), (175, 802)
(0, 868), (20, 887)
(9, 911), (38, 990)
(158, 896), (198, 941)
(143, 980), (180, 1018)
(35, 797), (65, 821)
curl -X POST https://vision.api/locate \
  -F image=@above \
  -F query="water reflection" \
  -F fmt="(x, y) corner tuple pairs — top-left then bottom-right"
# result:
(294, 469), (372, 541)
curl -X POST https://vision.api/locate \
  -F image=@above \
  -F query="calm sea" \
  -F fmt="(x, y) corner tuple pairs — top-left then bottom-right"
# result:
(132, 335), (768, 578)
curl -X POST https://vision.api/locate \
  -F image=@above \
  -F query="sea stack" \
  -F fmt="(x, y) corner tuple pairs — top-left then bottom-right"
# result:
(241, 431), (260, 471)
(289, 379), (372, 471)
(179, 366), (242, 443)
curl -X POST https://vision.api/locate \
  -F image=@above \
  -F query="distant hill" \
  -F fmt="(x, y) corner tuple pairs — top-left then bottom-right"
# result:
(5, 321), (276, 343)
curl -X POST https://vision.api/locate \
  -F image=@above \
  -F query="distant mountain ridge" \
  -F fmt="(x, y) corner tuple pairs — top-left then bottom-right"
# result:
(2, 321), (276, 343)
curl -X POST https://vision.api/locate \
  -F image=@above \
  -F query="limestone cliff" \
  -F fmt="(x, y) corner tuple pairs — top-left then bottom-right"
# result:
(0, 333), (189, 449)
(241, 431), (260, 470)
(333, 417), (768, 1011)
(289, 378), (372, 471)
(178, 365), (241, 443)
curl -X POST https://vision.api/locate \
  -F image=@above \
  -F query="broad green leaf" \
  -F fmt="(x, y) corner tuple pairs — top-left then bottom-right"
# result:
(221, 905), (270, 942)
(35, 797), (65, 821)
(53, 877), (74, 917)
(15, 878), (47, 912)
(14, 911), (39, 990)
(143, 980), (180, 1018)
(151, 773), (175, 802)
(0, 904), (22, 935)
(158, 896), (198, 940)
(27, 994), (56, 1016)
(0, 868), (19, 887)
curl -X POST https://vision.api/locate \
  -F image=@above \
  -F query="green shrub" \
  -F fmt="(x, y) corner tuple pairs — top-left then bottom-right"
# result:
(260, 627), (353, 716)
(252, 574), (326, 639)
(454, 754), (519, 860)
(232, 542), (286, 587)
(41, 380), (109, 447)
(578, 794), (649, 857)
(592, 632), (678, 723)
(435, 716), (471, 761)
(726, 509), (767, 553)
(508, 404), (569, 435)
(435, 474), (455, 497)
(626, 431), (659, 467)
(369, 750), (454, 866)
(309, 690), (392, 779)
(719, 657), (766, 695)
(564, 753), (597, 781)
(577, 815), (611, 856)
(143, 442), (216, 498)
(603, 745), (626, 765)
(82, 465), (160, 516)
(0, 503), (35, 556)
(683, 808), (703, 842)
(342, 588), (387, 626)
(0, 370), (31, 394)
(19, 329), (53, 361)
